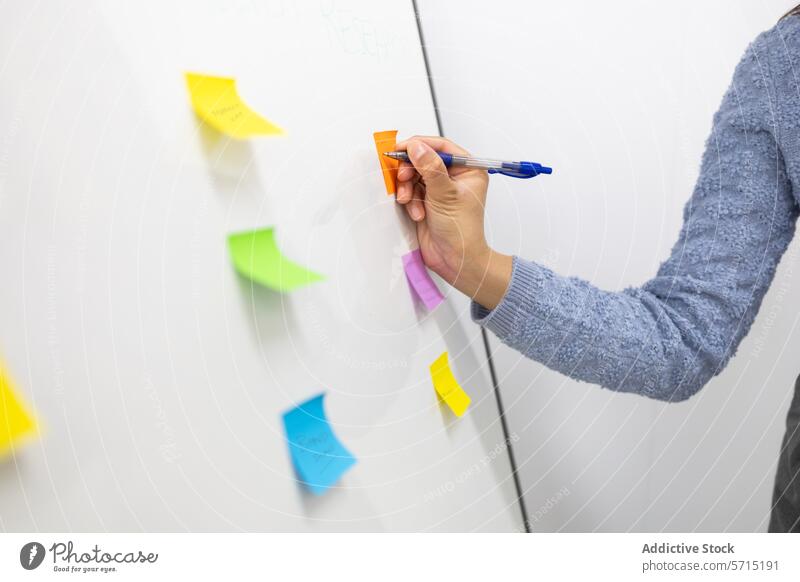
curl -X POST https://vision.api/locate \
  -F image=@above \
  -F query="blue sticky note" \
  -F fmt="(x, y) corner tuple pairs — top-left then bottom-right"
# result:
(282, 393), (356, 496)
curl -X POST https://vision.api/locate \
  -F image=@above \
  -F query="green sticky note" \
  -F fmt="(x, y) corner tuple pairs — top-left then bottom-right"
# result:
(228, 227), (324, 292)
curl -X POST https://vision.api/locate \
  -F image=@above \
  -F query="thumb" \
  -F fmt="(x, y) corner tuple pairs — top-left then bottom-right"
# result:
(407, 140), (453, 195)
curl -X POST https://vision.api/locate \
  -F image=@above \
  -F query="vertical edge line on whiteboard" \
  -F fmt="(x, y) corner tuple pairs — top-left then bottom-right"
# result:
(480, 329), (531, 532)
(411, 0), (531, 534)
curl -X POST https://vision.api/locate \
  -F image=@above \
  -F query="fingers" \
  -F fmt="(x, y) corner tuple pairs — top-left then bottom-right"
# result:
(397, 161), (416, 182)
(395, 135), (470, 156)
(396, 171), (418, 204)
(406, 181), (426, 222)
(394, 135), (467, 212)
(405, 140), (452, 193)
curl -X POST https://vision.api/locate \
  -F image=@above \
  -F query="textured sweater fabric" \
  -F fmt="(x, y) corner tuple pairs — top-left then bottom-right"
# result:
(472, 16), (800, 402)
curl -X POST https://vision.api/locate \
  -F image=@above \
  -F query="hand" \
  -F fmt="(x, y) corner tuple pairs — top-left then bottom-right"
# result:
(395, 136), (512, 310)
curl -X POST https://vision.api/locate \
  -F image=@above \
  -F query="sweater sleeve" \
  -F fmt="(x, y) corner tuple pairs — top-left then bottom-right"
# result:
(472, 31), (798, 402)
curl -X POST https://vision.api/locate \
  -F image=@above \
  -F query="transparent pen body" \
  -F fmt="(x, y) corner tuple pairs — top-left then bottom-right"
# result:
(449, 155), (509, 171)
(384, 151), (551, 177)
(453, 154), (509, 170)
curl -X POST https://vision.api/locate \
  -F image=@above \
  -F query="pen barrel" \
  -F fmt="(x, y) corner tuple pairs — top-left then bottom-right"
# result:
(388, 152), (551, 176)
(451, 156), (505, 171)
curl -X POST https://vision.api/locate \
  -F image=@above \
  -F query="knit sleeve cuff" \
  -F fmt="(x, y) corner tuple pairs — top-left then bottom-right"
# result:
(471, 256), (553, 339)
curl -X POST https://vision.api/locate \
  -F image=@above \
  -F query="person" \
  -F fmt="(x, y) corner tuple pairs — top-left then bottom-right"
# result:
(393, 8), (800, 532)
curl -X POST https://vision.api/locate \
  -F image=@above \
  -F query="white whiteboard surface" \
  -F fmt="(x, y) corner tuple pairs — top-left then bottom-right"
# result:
(0, 0), (523, 531)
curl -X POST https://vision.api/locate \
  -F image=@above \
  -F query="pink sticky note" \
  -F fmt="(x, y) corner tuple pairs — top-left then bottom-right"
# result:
(402, 249), (445, 311)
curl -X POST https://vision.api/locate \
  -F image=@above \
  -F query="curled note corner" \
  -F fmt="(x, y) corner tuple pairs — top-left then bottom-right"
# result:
(373, 130), (399, 195)
(430, 352), (471, 418)
(402, 249), (444, 311)
(282, 393), (356, 496)
(0, 363), (39, 458)
(227, 227), (324, 293)
(185, 72), (285, 139)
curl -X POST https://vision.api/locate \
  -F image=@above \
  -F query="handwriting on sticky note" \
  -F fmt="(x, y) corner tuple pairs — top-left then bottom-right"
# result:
(0, 363), (37, 457)
(228, 227), (324, 293)
(185, 73), (284, 139)
(373, 130), (399, 195)
(282, 393), (356, 496)
(402, 249), (444, 311)
(430, 352), (471, 417)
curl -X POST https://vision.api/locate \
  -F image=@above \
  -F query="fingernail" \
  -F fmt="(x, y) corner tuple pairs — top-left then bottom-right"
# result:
(411, 142), (426, 158)
(410, 206), (422, 221)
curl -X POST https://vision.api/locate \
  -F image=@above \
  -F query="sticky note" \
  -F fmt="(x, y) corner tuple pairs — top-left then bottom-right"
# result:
(373, 130), (399, 195)
(185, 73), (284, 139)
(228, 227), (324, 292)
(402, 249), (444, 311)
(430, 352), (471, 417)
(282, 393), (356, 496)
(0, 363), (37, 457)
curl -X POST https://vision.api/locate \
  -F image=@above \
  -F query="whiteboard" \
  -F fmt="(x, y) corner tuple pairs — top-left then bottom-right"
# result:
(0, 0), (523, 531)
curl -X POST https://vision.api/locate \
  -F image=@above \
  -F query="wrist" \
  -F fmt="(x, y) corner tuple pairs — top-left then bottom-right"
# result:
(452, 247), (512, 311)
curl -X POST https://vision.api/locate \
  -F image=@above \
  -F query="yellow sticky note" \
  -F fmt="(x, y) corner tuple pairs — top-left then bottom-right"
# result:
(0, 363), (37, 458)
(185, 73), (284, 139)
(430, 352), (471, 417)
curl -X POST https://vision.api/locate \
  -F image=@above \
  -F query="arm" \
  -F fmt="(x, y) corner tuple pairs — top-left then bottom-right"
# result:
(396, 31), (797, 402)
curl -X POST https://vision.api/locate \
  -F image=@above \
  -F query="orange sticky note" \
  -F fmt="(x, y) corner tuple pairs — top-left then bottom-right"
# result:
(373, 130), (399, 195)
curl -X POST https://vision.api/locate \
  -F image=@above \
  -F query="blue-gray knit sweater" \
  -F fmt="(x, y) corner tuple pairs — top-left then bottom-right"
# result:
(472, 16), (800, 402)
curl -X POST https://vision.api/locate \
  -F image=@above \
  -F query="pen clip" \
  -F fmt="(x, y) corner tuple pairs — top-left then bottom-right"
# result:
(488, 161), (552, 179)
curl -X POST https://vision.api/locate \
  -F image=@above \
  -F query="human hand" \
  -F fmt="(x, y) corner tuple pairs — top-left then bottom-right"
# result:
(394, 136), (512, 310)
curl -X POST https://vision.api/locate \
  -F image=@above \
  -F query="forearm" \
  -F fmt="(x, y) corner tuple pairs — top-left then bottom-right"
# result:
(471, 258), (716, 401)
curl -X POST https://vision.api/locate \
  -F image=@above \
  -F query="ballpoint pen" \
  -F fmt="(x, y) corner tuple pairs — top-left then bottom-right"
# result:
(383, 151), (553, 179)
